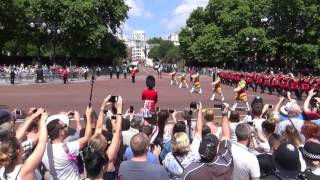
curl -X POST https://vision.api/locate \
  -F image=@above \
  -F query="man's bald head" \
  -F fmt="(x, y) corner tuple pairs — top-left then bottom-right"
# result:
(130, 133), (149, 157)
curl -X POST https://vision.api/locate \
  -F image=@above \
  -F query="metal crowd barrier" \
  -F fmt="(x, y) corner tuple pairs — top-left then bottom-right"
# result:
(0, 72), (84, 84)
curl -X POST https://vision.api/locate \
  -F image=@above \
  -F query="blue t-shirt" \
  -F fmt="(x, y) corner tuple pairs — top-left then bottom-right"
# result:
(123, 147), (159, 164)
(279, 113), (304, 122)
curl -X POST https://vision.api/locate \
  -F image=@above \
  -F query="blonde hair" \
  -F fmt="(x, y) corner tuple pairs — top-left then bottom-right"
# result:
(0, 137), (20, 167)
(204, 110), (214, 122)
(284, 125), (303, 147)
(171, 132), (190, 156)
(88, 133), (107, 151)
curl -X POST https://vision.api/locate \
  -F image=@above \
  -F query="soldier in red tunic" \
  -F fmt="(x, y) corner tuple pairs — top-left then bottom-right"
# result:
(264, 73), (272, 94)
(289, 73), (302, 100)
(301, 76), (312, 97)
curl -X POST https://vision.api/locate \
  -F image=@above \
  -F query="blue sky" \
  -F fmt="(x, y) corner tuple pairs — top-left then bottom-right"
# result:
(123, 0), (208, 39)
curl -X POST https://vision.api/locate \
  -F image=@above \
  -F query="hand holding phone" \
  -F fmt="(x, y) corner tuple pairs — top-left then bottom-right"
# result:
(109, 96), (118, 103)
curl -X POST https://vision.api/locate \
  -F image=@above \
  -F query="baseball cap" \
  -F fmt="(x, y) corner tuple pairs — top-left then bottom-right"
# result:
(199, 134), (219, 162)
(301, 142), (320, 161)
(273, 143), (301, 178)
(46, 114), (70, 127)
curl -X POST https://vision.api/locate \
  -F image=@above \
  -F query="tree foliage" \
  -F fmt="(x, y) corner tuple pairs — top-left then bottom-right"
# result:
(179, 0), (320, 69)
(147, 38), (181, 63)
(0, 0), (129, 64)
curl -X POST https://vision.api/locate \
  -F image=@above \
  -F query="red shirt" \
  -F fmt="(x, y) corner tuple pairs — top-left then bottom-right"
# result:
(62, 70), (68, 78)
(304, 111), (320, 120)
(130, 69), (136, 76)
(142, 89), (158, 110)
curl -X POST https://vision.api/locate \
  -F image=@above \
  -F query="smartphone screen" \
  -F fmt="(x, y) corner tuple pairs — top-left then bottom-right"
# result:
(130, 106), (134, 113)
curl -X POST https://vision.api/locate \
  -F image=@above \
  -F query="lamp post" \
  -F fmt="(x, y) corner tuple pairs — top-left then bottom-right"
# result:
(246, 36), (257, 63)
(47, 25), (62, 61)
(29, 19), (47, 60)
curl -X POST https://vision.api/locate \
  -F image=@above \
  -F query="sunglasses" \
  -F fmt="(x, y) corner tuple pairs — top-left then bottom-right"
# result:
(60, 124), (68, 129)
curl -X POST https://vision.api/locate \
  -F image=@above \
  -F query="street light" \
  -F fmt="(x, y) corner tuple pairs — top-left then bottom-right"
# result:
(46, 25), (62, 60)
(246, 36), (257, 62)
(29, 18), (47, 59)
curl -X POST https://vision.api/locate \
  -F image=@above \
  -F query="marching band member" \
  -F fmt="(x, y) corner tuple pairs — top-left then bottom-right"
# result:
(169, 70), (178, 85)
(232, 76), (250, 111)
(179, 72), (189, 88)
(210, 72), (224, 101)
(190, 72), (202, 94)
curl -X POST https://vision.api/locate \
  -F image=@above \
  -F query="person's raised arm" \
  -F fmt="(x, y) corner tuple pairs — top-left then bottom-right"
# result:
(16, 108), (44, 142)
(287, 91), (294, 102)
(73, 111), (82, 131)
(304, 89), (316, 113)
(96, 95), (111, 134)
(20, 112), (48, 179)
(172, 110), (178, 124)
(79, 107), (93, 150)
(272, 96), (285, 114)
(106, 96), (122, 162)
(194, 102), (203, 138)
(221, 103), (231, 140)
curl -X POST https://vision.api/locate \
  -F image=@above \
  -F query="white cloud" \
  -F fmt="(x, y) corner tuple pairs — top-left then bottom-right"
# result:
(145, 12), (153, 19)
(166, 0), (208, 32)
(161, 18), (168, 24)
(125, 0), (153, 19)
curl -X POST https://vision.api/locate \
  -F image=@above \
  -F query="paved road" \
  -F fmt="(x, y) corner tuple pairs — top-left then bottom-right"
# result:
(0, 67), (301, 117)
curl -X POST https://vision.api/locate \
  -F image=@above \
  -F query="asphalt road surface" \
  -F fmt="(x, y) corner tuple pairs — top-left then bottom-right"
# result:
(0, 67), (302, 118)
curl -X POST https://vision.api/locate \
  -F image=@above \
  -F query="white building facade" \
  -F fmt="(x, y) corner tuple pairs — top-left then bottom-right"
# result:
(132, 30), (146, 61)
(168, 33), (180, 46)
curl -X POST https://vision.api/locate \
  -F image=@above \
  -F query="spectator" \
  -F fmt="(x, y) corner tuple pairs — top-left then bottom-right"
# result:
(0, 112), (48, 180)
(1, 108), (44, 161)
(204, 109), (222, 138)
(301, 142), (320, 179)
(162, 102), (203, 179)
(257, 134), (286, 177)
(276, 101), (304, 135)
(122, 115), (141, 147)
(229, 110), (241, 142)
(83, 95), (123, 179)
(231, 123), (260, 180)
(123, 125), (160, 164)
(118, 133), (168, 180)
(301, 121), (319, 143)
(41, 107), (92, 180)
(160, 114), (187, 162)
(303, 89), (320, 120)
(181, 103), (233, 180)
(262, 143), (302, 179)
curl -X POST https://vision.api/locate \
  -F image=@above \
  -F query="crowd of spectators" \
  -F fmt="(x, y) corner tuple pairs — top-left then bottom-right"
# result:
(0, 75), (319, 180)
(0, 64), (90, 81)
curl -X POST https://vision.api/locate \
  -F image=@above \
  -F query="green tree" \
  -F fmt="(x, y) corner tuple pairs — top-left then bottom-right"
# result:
(164, 46), (182, 64)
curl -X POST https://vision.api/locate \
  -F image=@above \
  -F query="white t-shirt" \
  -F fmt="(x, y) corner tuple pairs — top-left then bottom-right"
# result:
(231, 141), (260, 180)
(42, 141), (80, 180)
(0, 165), (22, 180)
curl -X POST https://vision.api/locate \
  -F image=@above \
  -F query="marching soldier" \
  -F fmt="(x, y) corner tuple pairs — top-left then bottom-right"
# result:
(232, 76), (250, 111)
(179, 72), (189, 88)
(169, 70), (178, 85)
(289, 73), (302, 100)
(210, 72), (224, 101)
(190, 72), (202, 94)
(301, 76), (312, 97)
